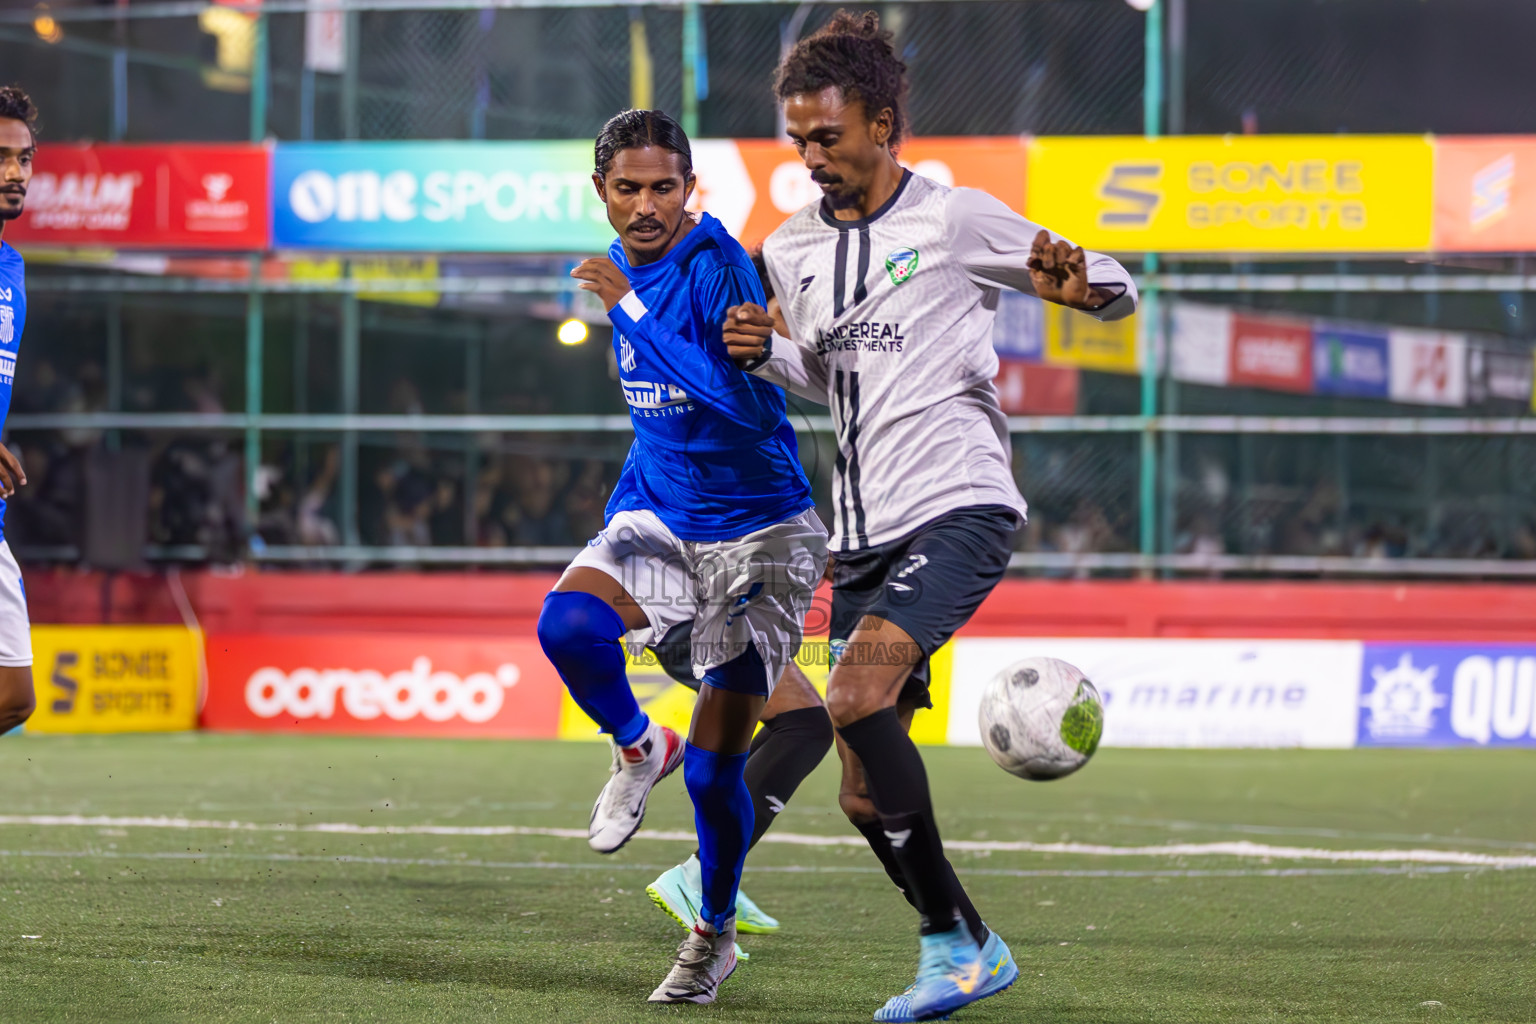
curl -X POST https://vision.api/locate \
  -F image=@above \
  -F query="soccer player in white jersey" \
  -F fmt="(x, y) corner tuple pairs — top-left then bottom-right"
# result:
(723, 12), (1138, 1021)
(0, 87), (38, 738)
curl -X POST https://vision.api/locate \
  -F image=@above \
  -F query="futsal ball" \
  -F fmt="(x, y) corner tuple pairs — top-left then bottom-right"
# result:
(978, 656), (1104, 780)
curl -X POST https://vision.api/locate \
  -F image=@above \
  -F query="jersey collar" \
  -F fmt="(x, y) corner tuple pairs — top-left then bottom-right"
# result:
(818, 168), (912, 231)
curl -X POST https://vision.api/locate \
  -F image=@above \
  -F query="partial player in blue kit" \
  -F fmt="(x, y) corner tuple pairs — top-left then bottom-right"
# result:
(0, 86), (38, 737)
(535, 109), (827, 1005)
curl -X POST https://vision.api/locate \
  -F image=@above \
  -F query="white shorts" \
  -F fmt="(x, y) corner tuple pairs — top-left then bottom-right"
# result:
(569, 508), (828, 694)
(0, 539), (32, 667)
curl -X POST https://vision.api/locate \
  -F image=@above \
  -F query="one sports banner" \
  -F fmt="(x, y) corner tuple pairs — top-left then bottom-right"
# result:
(948, 638), (1364, 749)
(1357, 643), (1536, 748)
(203, 634), (565, 737)
(8, 144), (269, 250)
(271, 141), (614, 252)
(1027, 135), (1434, 253)
(25, 626), (202, 734)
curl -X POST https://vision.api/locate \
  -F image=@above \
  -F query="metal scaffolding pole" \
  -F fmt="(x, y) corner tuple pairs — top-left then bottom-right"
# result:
(340, 294), (361, 546)
(1138, 0), (1164, 563)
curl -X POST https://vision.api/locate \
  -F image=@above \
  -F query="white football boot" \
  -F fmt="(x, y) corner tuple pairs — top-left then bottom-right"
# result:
(648, 916), (739, 1004)
(587, 719), (684, 854)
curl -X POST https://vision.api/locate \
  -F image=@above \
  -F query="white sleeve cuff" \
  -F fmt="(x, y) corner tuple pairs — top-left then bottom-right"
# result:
(617, 290), (648, 323)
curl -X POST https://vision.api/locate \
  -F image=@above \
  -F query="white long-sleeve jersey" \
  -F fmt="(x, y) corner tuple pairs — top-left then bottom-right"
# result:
(755, 170), (1138, 552)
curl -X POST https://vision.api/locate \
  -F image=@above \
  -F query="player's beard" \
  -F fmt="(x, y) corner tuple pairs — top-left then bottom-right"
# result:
(811, 171), (862, 211)
(0, 188), (25, 220)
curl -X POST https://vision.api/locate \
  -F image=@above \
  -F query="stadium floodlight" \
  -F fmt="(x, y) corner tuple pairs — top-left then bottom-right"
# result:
(557, 318), (589, 346)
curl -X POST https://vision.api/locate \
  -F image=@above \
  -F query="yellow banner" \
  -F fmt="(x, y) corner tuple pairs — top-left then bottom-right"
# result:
(26, 626), (201, 734)
(1027, 135), (1434, 253)
(288, 257), (441, 307)
(1045, 304), (1140, 373)
(557, 641), (953, 746)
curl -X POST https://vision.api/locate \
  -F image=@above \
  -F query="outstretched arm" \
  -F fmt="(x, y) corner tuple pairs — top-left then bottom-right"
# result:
(945, 188), (1138, 322)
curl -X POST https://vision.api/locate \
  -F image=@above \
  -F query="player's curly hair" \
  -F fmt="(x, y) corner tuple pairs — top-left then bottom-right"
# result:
(774, 10), (908, 152)
(0, 85), (38, 141)
(594, 108), (692, 178)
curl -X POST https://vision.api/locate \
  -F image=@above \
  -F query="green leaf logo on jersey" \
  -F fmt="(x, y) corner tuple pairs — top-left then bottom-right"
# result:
(885, 247), (920, 286)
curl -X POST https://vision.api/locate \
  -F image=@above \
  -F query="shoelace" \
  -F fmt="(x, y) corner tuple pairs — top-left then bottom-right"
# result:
(672, 931), (715, 970)
(914, 938), (954, 985)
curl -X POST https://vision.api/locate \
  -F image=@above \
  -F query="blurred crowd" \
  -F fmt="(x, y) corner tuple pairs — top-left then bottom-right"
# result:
(6, 362), (1535, 572)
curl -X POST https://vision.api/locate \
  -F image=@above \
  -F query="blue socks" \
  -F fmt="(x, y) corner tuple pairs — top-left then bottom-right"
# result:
(537, 590), (648, 747)
(684, 741), (754, 931)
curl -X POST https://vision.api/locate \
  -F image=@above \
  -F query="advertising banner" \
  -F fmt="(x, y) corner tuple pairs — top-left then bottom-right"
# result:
(948, 638), (1363, 749)
(993, 360), (1079, 415)
(1229, 312), (1313, 392)
(26, 626), (201, 734)
(991, 290), (1044, 361)
(1027, 135), (1434, 253)
(1467, 344), (1535, 405)
(272, 138), (1028, 253)
(1045, 304), (1140, 373)
(1170, 302), (1233, 386)
(557, 641), (954, 747)
(1432, 137), (1536, 252)
(203, 634), (564, 737)
(1357, 644), (1536, 747)
(731, 137), (1029, 246)
(271, 141), (613, 252)
(1313, 324), (1391, 398)
(9, 144), (269, 250)
(1387, 328), (1467, 406)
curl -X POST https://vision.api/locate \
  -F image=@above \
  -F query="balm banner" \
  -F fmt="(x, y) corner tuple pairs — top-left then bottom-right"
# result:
(1027, 136), (1434, 253)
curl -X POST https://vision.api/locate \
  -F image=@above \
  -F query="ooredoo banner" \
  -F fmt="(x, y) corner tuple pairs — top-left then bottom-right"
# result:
(1357, 644), (1536, 747)
(9, 144), (269, 250)
(948, 638), (1364, 749)
(203, 634), (564, 737)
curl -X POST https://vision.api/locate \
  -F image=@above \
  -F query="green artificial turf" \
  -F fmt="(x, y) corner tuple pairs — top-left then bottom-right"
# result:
(0, 734), (1531, 1022)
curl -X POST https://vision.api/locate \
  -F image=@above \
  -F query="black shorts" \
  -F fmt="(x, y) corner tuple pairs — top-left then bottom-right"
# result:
(829, 505), (1021, 710)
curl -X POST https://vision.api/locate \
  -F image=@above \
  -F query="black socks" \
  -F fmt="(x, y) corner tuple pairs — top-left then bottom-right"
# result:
(742, 706), (835, 849)
(838, 707), (973, 938)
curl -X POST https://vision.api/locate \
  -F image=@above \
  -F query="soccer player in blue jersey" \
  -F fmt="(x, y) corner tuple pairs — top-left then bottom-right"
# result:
(536, 109), (828, 1004)
(0, 87), (37, 738)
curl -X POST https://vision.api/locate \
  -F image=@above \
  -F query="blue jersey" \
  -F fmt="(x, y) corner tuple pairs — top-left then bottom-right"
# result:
(604, 213), (812, 542)
(0, 243), (22, 535)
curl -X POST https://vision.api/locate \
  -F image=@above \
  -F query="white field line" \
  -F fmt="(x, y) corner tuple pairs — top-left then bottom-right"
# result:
(2, 814), (1535, 869)
(0, 849), (1503, 880)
